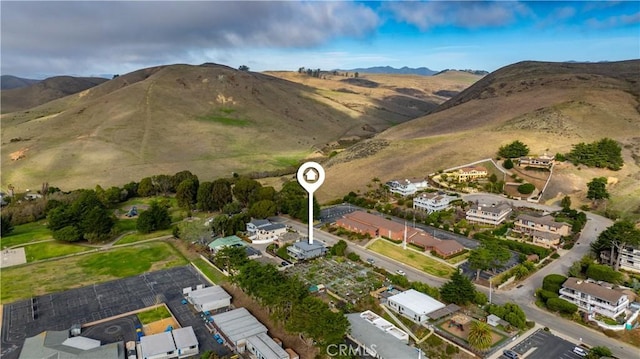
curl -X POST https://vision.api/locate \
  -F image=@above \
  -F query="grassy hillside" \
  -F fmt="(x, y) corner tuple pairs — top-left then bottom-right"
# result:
(1, 76), (109, 113)
(0, 75), (40, 90)
(1, 64), (477, 192)
(318, 60), (640, 219)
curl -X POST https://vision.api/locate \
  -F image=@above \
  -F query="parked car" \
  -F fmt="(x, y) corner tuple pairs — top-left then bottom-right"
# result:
(572, 347), (587, 357)
(503, 349), (519, 359)
(396, 269), (406, 276)
(366, 258), (375, 264)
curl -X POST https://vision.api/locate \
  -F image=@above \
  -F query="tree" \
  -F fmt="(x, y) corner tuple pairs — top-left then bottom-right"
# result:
(468, 247), (493, 281)
(542, 274), (567, 293)
(211, 178), (233, 210)
(211, 215), (229, 237)
(587, 346), (612, 359)
(176, 179), (198, 209)
(546, 297), (578, 314)
(53, 225), (82, 242)
(517, 183), (535, 194)
(137, 201), (171, 233)
(566, 138), (623, 170)
(585, 263), (623, 284)
(561, 196), (572, 210)
(503, 158), (514, 169)
(440, 269), (476, 305)
(238, 65), (250, 71)
(591, 220), (640, 271)
(469, 240), (511, 280)
(1, 214), (13, 236)
(152, 174), (173, 196)
(214, 245), (248, 274)
(467, 321), (493, 350)
(330, 240), (347, 256)
(138, 177), (155, 197)
(196, 181), (215, 211)
(249, 200), (277, 219)
(587, 177), (609, 201)
(233, 177), (261, 206)
(498, 140), (529, 158)
(80, 207), (114, 242)
(171, 170), (199, 192)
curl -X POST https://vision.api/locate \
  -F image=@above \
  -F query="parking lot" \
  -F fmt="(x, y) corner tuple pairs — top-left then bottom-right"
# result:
(499, 329), (585, 359)
(1, 265), (229, 359)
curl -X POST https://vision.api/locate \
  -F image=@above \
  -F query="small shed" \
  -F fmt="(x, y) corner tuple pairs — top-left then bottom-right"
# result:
(487, 314), (501, 327)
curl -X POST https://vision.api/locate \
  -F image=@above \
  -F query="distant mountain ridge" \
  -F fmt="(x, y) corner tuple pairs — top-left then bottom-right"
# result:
(338, 66), (438, 76)
(433, 69), (489, 76)
(1, 75), (40, 90)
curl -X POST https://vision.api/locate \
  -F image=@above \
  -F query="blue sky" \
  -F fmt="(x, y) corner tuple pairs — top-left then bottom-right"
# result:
(1, 1), (638, 78)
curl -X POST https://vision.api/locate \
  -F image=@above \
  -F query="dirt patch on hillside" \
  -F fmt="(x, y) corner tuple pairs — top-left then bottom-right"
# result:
(325, 139), (389, 167)
(221, 283), (317, 359)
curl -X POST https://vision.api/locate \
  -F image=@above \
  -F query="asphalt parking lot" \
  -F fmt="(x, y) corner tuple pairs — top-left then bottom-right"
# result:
(499, 328), (584, 359)
(1, 265), (230, 359)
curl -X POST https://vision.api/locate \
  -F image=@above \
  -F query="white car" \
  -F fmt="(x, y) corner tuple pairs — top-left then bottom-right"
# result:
(572, 346), (587, 357)
(396, 269), (406, 276)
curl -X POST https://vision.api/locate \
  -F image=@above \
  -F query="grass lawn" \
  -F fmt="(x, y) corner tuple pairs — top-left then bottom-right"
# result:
(368, 239), (456, 278)
(192, 258), (228, 284)
(116, 229), (173, 245)
(445, 251), (471, 265)
(1, 220), (52, 249)
(24, 241), (93, 262)
(0, 241), (187, 304)
(137, 306), (172, 325)
(114, 218), (138, 233)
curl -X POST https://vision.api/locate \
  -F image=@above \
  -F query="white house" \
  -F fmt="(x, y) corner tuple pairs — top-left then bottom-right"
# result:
(559, 278), (630, 319)
(386, 289), (445, 324)
(186, 285), (231, 313)
(246, 219), (287, 243)
(466, 202), (512, 226)
(386, 178), (428, 197)
(139, 327), (198, 359)
(413, 192), (457, 213)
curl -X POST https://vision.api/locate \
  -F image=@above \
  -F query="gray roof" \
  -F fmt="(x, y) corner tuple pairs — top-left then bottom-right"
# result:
(346, 313), (420, 359)
(172, 327), (198, 349)
(470, 202), (511, 214)
(140, 331), (175, 358)
(246, 333), (289, 359)
(292, 240), (326, 251)
(212, 308), (267, 343)
(563, 277), (627, 304)
(250, 219), (271, 227)
(188, 285), (231, 304)
(516, 214), (568, 229)
(260, 223), (286, 231)
(19, 331), (124, 359)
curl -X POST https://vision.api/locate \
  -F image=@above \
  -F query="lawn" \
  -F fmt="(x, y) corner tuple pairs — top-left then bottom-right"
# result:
(368, 239), (456, 278)
(24, 241), (93, 262)
(114, 218), (138, 233)
(116, 229), (173, 245)
(0, 241), (187, 304)
(1, 220), (52, 249)
(137, 305), (172, 325)
(445, 251), (471, 265)
(192, 258), (228, 284)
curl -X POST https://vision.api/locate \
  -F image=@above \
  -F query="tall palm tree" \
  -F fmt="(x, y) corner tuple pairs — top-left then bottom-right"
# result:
(467, 321), (493, 350)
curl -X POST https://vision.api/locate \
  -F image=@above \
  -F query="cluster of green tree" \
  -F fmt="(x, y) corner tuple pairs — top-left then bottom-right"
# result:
(498, 140), (529, 158)
(46, 190), (115, 242)
(440, 269), (483, 305)
(517, 183), (535, 195)
(1, 213), (14, 236)
(586, 346), (613, 359)
(586, 177), (609, 201)
(234, 259), (349, 350)
(474, 232), (552, 258)
(342, 191), (376, 209)
(484, 173), (505, 194)
(374, 267), (443, 300)
(565, 138), (623, 170)
(554, 207), (587, 234)
(590, 220), (640, 271)
(137, 201), (172, 234)
(329, 240), (347, 256)
(507, 260), (537, 281)
(486, 302), (528, 330)
(537, 274), (578, 315)
(297, 67), (323, 78)
(468, 240), (511, 281)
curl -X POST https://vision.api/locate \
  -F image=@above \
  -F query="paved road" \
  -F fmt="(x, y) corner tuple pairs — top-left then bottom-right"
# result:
(277, 193), (638, 359)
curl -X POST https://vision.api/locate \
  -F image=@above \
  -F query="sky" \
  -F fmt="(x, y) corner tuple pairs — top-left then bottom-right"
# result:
(1, 1), (639, 79)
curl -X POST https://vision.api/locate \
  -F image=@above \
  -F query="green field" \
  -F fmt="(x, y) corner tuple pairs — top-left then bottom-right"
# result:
(1, 221), (52, 249)
(368, 240), (456, 278)
(137, 305), (172, 324)
(116, 229), (173, 245)
(192, 258), (227, 284)
(0, 241), (187, 303)
(114, 218), (138, 233)
(24, 241), (93, 262)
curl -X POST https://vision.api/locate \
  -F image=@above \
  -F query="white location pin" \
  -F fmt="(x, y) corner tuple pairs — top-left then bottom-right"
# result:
(296, 162), (325, 244)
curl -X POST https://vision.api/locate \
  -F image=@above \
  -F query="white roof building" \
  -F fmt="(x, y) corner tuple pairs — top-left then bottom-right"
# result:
(346, 312), (421, 359)
(212, 308), (267, 347)
(413, 192), (457, 214)
(246, 332), (289, 359)
(386, 289), (445, 324)
(186, 285), (231, 313)
(139, 327), (199, 359)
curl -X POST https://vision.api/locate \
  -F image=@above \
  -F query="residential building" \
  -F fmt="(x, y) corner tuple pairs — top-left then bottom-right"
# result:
(530, 231), (562, 249)
(466, 202), (512, 226)
(208, 235), (245, 253)
(346, 311), (418, 359)
(386, 289), (446, 324)
(559, 278), (630, 319)
(413, 192), (457, 213)
(139, 327), (199, 359)
(386, 178), (429, 197)
(618, 245), (640, 273)
(185, 285), (231, 313)
(212, 308), (287, 358)
(287, 240), (327, 261)
(19, 331), (124, 359)
(450, 166), (488, 182)
(518, 154), (554, 169)
(335, 211), (465, 256)
(514, 214), (570, 236)
(246, 219), (287, 243)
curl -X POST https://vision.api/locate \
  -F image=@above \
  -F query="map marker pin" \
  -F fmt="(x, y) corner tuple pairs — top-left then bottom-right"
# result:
(296, 162), (325, 244)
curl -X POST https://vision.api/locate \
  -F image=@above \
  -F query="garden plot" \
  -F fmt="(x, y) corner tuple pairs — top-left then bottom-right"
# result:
(287, 258), (384, 302)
